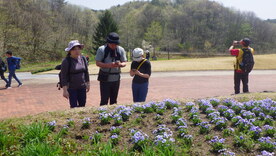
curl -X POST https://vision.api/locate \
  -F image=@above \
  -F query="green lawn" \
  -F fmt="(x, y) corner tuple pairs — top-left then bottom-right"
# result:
(17, 54), (276, 74)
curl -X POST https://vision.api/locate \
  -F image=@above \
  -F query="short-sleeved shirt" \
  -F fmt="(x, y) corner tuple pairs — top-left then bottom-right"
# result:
(60, 56), (89, 89)
(95, 45), (127, 82)
(131, 59), (151, 84)
(230, 47), (254, 72)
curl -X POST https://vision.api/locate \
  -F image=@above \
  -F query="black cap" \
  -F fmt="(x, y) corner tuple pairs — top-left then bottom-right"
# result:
(106, 32), (120, 44)
(242, 38), (250, 46)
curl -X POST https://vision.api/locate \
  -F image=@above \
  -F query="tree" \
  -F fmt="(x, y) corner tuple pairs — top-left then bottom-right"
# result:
(144, 21), (163, 56)
(92, 10), (118, 53)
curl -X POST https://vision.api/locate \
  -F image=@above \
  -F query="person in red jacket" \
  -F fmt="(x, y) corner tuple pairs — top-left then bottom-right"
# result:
(229, 38), (254, 94)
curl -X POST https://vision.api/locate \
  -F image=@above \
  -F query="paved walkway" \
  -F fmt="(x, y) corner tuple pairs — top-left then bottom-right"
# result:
(0, 70), (275, 119)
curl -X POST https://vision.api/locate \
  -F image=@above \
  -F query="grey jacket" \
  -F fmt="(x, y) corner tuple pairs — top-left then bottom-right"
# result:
(95, 45), (127, 82)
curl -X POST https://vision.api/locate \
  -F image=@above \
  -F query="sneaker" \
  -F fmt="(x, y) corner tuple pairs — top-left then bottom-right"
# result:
(6, 87), (12, 89)
(18, 84), (23, 88)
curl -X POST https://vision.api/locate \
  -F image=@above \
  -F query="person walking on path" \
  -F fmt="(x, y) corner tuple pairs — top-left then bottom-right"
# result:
(61, 40), (90, 108)
(229, 38), (254, 94)
(5, 51), (22, 89)
(0, 57), (9, 88)
(130, 48), (151, 103)
(145, 50), (150, 60)
(96, 32), (127, 106)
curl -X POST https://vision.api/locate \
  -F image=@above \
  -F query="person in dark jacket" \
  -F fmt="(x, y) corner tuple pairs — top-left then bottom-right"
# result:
(61, 40), (90, 108)
(145, 50), (150, 60)
(0, 57), (9, 88)
(5, 51), (22, 89)
(130, 48), (151, 103)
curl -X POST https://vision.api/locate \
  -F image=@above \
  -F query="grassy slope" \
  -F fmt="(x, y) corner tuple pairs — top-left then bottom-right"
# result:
(0, 92), (275, 155)
(41, 54), (276, 75)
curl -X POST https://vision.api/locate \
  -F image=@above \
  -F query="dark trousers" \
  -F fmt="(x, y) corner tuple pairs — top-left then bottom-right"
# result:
(100, 81), (120, 106)
(0, 72), (8, 86)
(132, 82), (148, 103)
(68, 88), (86, 108)
(234, 71), (249, 94)
(7, 69), (21, 87)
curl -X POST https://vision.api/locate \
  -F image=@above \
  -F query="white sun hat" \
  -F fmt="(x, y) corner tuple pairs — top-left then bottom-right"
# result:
(65, 40), (84, 52)
(132, 48), (144, 62)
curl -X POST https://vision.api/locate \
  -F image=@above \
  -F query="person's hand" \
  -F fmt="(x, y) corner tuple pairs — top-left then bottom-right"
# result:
(86, 83), (90, 93)
(134, 70), (141, 75)
(108, 62), (116, 68)
(116, 61), (125, 67)
(63, 90), (69, 99)
(118, 62), (126, 67)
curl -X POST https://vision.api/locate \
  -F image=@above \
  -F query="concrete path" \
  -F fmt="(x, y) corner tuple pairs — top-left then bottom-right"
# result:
(0, 70), (275, 119)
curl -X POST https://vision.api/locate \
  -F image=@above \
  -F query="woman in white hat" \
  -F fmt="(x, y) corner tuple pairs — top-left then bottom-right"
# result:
(130, 48), (151, 103)
(61, 40), (90, 108)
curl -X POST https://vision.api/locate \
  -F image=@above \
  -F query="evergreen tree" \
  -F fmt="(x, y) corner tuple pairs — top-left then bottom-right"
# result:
(92, 10), (118, 53)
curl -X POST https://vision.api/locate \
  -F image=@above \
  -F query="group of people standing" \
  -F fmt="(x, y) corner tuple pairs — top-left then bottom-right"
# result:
(60, 32), (151, 108)
(0, 51), (22, 89)
(0, 33), (254, 109)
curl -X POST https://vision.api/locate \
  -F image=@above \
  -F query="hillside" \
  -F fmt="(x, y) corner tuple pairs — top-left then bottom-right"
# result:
(111, 0), (276, 53)
(0, 0), (276, 64)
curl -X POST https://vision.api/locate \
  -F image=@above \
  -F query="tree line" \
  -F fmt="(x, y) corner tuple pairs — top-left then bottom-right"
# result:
(0, 0), (98, 62)
(0, 0), (276, 63)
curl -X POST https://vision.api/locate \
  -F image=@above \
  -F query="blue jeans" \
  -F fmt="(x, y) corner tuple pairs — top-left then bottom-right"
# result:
(7, 70), (21, 87)
(68, 88), (87, 108)
(132, 82), (149, 103)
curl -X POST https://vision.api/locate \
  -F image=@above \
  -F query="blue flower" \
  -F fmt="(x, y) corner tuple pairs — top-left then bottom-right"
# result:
(47, 120), (56, 127)
(186, 102), (195, 107)
(249, 126), (262, 134)
(263, 125), (274, 130)
(221, 150), (236, 156)
(258, 137), (273, 144)
(131, 131), (149, 143)
(110, 134), (119, 139)
(209, 136), (225, 144)
(239, 136), (244, 140)
(258, 150), (275, 156)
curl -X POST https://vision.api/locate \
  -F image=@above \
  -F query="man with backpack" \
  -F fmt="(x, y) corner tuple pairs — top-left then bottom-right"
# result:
(95, 32), (127, 106)
(6, 51), (22, 89)
(0, 57), (9, 88)
(229, 38), (254, 94)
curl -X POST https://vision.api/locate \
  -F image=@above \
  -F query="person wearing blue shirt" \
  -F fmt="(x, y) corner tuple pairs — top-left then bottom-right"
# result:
(6, 51), (22, 89)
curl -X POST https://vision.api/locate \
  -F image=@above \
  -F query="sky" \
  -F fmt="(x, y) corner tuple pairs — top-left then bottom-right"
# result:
(66, 0), (276, 20)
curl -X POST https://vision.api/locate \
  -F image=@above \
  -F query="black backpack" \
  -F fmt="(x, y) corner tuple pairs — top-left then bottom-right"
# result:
(240, 48), (254, 73)
(0, 58), (7, 72)
(101, 46), (121, 63)
(56, 56), (88, 90)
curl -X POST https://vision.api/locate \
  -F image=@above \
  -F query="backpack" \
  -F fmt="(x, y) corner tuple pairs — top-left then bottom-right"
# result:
(13, 57), (21, 69)
(0, 59), (7, 72)
(97, 46), (121, 82)
(101, 46), (121, 63)
(56, 56), (88, 90)
(240, 48), (254, 73)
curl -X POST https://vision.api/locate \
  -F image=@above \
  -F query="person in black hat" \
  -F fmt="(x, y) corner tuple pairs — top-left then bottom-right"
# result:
(95, 32), (127, 106)
(229, 38), (255, 94)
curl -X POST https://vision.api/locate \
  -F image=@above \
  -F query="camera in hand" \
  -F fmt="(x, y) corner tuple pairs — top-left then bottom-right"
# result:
(234, 41), (240, 45)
